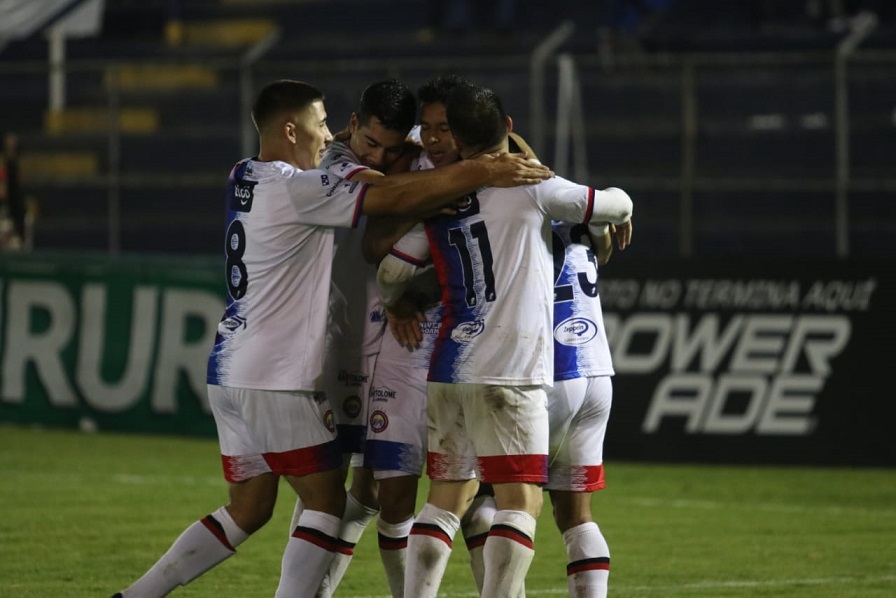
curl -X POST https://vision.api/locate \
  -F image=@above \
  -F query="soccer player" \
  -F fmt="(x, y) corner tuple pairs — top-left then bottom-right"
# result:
(547, 216), (631, 598)
(357, 73), (467, 597)
(110, 79), (552, 598)
(377, 83), (633, 598)
(302, 78), (419, 596)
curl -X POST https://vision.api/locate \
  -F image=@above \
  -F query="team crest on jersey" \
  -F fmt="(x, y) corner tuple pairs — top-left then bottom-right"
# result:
(369, 386), (396, 402)
(231, 181), (256, 212)
(450, 319), (485, 343)
(554, 316), (598, 346)
(342, 395), (363, 418)
(369, 410), (388, 433)
(369, 307), (386, 324)
(324, 409), (335, 432)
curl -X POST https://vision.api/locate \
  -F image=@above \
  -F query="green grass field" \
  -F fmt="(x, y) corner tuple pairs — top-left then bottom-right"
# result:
(2, 424), (895, 597)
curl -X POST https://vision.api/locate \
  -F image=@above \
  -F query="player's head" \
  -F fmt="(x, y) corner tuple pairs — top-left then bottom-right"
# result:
(417, 74), (466, 168)
(348, 79), (416, 171)
(252, 79), (333, 170)
(445, 84), (511, 158)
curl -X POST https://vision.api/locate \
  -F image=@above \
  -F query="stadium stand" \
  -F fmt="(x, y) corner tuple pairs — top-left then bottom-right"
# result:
(0, 0), (893, 257)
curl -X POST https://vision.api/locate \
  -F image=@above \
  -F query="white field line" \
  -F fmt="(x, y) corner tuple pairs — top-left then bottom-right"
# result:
(342, 575), (896, 598)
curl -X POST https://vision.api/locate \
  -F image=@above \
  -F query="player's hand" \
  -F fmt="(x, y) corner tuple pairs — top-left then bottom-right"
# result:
(386, 297), (425, 350)
(476, 152), (553, 187)
(613, 219), (633, 250)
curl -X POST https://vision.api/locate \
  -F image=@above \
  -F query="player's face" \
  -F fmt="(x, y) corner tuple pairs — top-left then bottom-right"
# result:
(419, 101), (459, 168)
(291, 99), (333, 169)
(349, 114), (408, 172)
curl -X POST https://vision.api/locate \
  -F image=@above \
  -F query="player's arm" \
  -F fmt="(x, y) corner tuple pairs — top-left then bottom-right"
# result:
(377, 253), (428, 348)
(593, 225), (614, 265)
(587, 187), (633, 251)
(362, 153), (553, 216)
(363, 215), (419, 264)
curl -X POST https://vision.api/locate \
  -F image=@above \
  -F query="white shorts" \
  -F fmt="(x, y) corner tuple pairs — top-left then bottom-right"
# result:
(546, 376), (612, 492)
(324, 351), (378, 454)
(426, 382), (549, 485)
(207, 385), (341, 482)
(363, 355), (428, 478)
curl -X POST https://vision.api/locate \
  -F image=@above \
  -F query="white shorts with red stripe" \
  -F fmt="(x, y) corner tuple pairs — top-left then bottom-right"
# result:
(546, 375), (612, 492)
(426, 382), (549, 484)
(208, 385), (342, 482)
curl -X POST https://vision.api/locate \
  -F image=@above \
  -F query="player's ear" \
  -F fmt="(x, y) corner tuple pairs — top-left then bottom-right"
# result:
(284, 120), (297, 144)
(349, 113), (360, 134)
(505, 115), (513, 133)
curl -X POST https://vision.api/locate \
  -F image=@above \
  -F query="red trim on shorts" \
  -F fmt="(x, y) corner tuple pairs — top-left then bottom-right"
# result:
(488, 524), (534, 549)
(478, 454), (548, 484)
(201, 515), (235, 552)
(220, 439), (341, 482)
(582, 463), (606, 491)
(292, 526), (340, 552)
(410, 522), (453, 547)
(567, 557), (610, 575)
(264, 440), (342, 477)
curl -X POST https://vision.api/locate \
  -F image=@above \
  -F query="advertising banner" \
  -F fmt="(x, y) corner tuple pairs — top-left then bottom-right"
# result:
(0, 252), (224, 437)
(600, 259), (895, 466)
(2, 253), (893, 466)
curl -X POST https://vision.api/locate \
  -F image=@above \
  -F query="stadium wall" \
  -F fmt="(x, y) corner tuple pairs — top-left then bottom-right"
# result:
(0, 252), (893, 466)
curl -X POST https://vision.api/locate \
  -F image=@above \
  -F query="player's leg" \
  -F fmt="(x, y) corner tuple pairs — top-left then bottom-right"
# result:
(405, 381), (480, 598)
(113, 386), (287, 597)
(315, 462), (379, 597)
(460, 484), (496, 593)
(365, 354), (428, 597)
(374, 473), (418, 597)
(223, 388), (345, 598)
(547, 375), (613, 598)
(468, 384), (549, 598)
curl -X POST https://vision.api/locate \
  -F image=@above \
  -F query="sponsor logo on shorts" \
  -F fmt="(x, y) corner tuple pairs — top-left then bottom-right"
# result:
(554, 316), (598, 346)
(342, 395), (363, 418)
(324, 409), (335, 432)
(369, 410), (388, 433)
(450, 319), (485, 343)
(338, 369), (368, 386)
(370, 386), (396, 402)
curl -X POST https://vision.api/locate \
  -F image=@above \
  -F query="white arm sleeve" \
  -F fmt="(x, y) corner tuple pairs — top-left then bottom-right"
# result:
(377, 253), (423, 307)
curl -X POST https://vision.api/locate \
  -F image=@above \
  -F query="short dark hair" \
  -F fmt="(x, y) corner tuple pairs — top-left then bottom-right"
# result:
(356, 79), (417, 133)
(445, 84), (507, 154)
(252, 80), (324, 132)
(417, 73), (468, 105)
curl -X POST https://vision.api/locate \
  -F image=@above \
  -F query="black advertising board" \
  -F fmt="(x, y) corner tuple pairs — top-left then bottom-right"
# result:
(599, 259), (895, 466)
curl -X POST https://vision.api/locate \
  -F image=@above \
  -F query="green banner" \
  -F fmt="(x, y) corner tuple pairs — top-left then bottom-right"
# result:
(0, 251), (225, 437)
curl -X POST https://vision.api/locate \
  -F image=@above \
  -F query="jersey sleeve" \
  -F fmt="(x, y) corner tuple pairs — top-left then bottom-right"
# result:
(535, 176), (632, 227)
(389, 222), (431, 266)
(283, 169), (367, 229)
(320, 141), (371, 180)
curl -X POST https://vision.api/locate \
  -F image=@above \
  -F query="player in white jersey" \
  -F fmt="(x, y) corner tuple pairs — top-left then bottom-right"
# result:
(111, 79), (553, 598)
(357, 74), (467, 597)
(548, 217), (631, 598)
(301, 79), (420, 597)
(377, 83), (633, 598)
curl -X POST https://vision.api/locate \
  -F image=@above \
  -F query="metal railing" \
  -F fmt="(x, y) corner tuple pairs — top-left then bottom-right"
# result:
(1, 32), (894, 258)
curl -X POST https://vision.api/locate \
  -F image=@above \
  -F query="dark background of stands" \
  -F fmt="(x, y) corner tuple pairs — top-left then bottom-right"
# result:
(0, 0), (894, 258)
